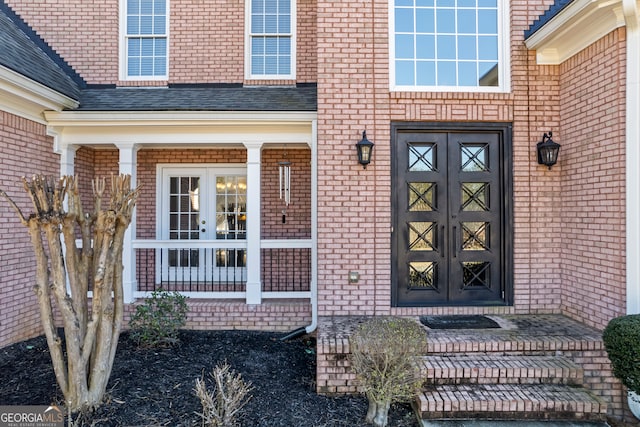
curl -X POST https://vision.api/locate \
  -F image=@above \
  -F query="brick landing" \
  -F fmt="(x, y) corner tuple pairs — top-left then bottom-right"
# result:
(316, 315), (626, 422)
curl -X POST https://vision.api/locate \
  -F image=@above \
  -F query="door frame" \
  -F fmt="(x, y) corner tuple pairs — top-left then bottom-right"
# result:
(156, 163), (248, 283)
(390, 122), (514, 307)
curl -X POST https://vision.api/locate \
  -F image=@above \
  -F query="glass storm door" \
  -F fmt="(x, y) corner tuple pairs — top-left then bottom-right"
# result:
(160, 167), (247, 283)
(392, 127), (511, 306)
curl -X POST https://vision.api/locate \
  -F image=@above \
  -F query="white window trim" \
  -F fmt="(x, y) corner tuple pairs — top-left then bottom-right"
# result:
(119, 0), (170, 81)
(244, 0), (297, 81)
(156, 164), (247, 242)
(388, 0), (510, 93)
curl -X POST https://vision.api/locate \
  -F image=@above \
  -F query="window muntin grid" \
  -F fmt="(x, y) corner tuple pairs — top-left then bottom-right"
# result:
(249, 0), (293, 77)
(125, 0), (168, 79)
(391, 0), (503, 90)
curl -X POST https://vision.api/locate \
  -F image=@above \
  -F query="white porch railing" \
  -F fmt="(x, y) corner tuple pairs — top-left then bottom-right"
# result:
(131, 239), (312, 300)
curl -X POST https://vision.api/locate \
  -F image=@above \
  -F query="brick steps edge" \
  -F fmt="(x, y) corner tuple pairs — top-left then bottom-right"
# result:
(416, 383), (608, 421)
(419, 354), (584, 386)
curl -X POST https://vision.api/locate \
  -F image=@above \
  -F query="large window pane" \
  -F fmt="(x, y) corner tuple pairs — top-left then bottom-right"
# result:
(415, 8), (434, 33)
(478, 36), (498, 60)
(395, 8), (414, 32)
(457, 9), (476, 34)
(436, 9), (455, 33)
(416, 61), (436, 85)
(416, 35), (435, 59)
(396, 34), (415, 59)
(436, 35), (455, 60)
(396, 60), (415, 85)
(478, 9), (497, 33)
(392, 0), (503, 89)
(437, 61), (456, 85)
(458, 36), (476, 60)
(458, 62), (477, 86)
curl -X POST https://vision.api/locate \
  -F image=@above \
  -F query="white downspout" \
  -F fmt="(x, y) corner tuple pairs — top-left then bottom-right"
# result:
(623, 0), (640, 418)
(279, 120), (317, 341)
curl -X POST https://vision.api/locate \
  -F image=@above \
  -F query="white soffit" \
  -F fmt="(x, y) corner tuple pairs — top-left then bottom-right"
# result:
(525, 0), (626, 65)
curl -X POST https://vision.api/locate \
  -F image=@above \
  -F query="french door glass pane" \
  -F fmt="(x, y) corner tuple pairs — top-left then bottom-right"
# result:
(168, 176), (200, 267)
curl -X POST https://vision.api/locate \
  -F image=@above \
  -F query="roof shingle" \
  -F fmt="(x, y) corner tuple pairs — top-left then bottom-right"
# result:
(525, 0), (575, 39)
(0, 1), (83, 100)
(76, 85), (317, 112)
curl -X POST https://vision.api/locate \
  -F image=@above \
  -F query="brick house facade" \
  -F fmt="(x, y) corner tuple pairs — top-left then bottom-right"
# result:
(1, 0), (638, 419)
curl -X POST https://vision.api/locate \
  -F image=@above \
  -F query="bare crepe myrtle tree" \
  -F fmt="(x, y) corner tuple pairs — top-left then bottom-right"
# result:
(350, 317), (427, 427)
(0, 174), (139, 412)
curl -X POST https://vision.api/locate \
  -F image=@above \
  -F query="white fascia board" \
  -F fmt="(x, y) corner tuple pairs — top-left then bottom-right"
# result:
(43, 110), (318, 147)
(44, 110), (317, 126)
(525, 0), (625, 65)
(0, 65), (79, 123)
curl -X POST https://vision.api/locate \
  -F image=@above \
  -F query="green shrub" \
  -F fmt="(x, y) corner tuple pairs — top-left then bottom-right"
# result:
(603, 314), (640, 393)
(350, 317), (427, 427)
(129, 289), (188, 348)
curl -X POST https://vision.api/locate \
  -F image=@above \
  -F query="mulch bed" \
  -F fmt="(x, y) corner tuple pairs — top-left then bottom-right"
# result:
(0, 330), (417, 427)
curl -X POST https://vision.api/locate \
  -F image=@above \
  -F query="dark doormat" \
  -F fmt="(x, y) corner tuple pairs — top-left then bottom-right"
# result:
(420, 315), (501, 329)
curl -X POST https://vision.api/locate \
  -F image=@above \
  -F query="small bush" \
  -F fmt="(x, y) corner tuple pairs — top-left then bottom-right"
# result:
(603, 314), (640, 394)
(350, 316), (427, 427)
(129, 289), (188, 348)
(194, 361), (253, 427)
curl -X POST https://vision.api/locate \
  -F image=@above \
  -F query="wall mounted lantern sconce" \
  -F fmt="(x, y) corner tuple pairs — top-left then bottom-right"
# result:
(348, 271), (360, 284)
(355, 131), (374, 169)
(536, 131), (561, 169)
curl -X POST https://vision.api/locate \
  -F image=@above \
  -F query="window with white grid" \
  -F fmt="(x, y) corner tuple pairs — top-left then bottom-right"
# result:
(122, 0), (168, 80)
(390, 0), (509, 92)
(247, 0), (296, 80)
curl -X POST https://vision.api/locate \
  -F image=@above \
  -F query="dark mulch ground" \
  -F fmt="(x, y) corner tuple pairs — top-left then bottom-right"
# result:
(0, 330), (417, 427)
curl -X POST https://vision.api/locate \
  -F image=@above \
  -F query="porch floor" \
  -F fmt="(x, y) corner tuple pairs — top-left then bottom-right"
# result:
(316, 314), (622, 423)
(317, 314), (603, 353)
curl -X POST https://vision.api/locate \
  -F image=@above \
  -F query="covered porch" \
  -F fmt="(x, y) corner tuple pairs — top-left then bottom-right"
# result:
(44, 89), (318, 331)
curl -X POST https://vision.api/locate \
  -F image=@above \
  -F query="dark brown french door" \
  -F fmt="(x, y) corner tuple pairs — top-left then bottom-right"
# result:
(392, 124), (512, 306)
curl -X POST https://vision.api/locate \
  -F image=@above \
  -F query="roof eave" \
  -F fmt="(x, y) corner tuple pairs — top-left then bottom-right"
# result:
(525, 0), (625, 65)
(0, 65), (79, 123)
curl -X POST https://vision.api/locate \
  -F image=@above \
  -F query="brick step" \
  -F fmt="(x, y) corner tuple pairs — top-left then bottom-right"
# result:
(415, 383), (607, 421)
(419, 354), (583, 385)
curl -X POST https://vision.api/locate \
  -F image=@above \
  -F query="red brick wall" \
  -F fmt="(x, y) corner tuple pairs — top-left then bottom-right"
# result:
(6, 0), (317, 85)
(3, 0), (627, 338)
(314, 0), (624, 326)
(0, 112), (60, 347)
(558, 30), (627, 330)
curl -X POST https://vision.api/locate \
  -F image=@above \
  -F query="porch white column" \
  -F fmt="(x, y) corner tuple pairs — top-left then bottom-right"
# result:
(243, 142), (263, 304)
(116, 143), (139, 304)
(59, 144), (79, 176)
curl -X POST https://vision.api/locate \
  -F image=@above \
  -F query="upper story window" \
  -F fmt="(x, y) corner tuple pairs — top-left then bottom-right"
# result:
(121, 0), (168, 80)
(246, 0), (296, 80)
(390, 0), (509, 92)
